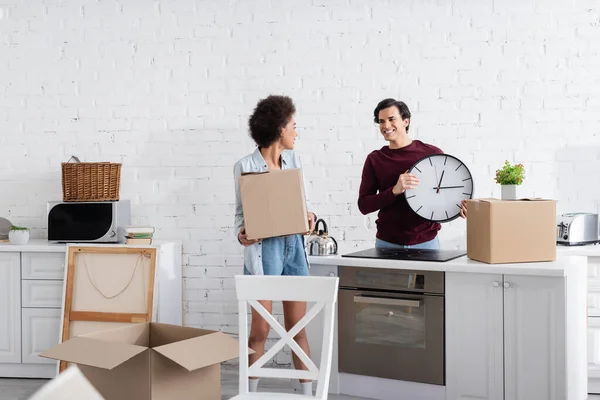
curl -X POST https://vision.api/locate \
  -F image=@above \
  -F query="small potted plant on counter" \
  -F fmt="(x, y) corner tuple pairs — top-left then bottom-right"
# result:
(495, 160), (525, 200)
(9, 225), (30, 245)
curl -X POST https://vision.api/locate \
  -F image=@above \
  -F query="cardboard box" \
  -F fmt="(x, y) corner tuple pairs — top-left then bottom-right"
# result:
(40, 323), (243, 400)
(240, 168), (309, 240)
(466, 198), (557, 264)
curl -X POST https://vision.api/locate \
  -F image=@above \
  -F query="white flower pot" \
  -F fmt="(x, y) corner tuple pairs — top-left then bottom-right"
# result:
(9, 230), (29, 245)
(501, 184), (518, 200)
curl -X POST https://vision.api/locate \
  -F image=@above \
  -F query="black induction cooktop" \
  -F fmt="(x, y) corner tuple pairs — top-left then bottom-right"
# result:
(342, 247), (467, 262)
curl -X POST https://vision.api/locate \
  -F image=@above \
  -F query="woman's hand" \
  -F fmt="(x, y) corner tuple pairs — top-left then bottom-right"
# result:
(459, 199), (468, 219)
(392, 170), (419, 195)
(307, 212), (316, 234)
(238, 228), (259, 247)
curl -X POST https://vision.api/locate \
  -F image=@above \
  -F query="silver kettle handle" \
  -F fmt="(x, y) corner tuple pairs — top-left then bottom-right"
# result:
(315, 219), (328, 234)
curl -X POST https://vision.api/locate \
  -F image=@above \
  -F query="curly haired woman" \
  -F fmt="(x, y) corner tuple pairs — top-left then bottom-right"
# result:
(233, 95), (317, 395)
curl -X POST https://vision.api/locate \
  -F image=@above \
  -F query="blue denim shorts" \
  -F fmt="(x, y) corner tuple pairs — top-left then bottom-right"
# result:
(244, 234), (309, 276)
(375, 236), (440, 250)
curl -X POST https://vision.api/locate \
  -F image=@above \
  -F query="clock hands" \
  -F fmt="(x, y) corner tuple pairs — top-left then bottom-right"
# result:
(436, 170), (445, 193)
(433, 185), (465, 189)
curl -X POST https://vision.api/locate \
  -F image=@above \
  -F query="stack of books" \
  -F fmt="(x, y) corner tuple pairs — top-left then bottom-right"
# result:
(125, 226), (154, 245)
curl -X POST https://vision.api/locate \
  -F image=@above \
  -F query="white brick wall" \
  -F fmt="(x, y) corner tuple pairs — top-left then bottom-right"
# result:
(1, 0), (600, 364)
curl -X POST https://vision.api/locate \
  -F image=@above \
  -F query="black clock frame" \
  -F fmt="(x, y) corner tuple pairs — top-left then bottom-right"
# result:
(405, 153), (475, 224)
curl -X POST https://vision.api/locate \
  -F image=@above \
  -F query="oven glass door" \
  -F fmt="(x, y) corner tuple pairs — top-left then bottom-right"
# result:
(338, 288), (444, 385)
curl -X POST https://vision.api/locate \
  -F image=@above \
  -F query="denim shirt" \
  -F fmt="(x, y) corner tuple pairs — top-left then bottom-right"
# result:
(233, 148), (314, 275)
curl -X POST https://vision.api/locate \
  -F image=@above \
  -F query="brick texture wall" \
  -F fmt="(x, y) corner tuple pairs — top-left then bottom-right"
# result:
(1, 0), (599, 364)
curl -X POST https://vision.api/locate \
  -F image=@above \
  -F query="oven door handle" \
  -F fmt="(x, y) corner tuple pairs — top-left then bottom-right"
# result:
(353, 295), (423, 307)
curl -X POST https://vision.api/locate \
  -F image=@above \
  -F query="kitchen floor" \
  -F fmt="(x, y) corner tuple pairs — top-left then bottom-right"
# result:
(1, 368), (599, 400)
(0, 365), (371, 400)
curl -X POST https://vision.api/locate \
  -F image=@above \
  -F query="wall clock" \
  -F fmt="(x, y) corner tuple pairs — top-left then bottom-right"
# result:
(404, 153), (474, 223)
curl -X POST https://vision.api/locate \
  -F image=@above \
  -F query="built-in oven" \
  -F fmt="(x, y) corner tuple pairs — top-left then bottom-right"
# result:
(338, 266), (445, 386)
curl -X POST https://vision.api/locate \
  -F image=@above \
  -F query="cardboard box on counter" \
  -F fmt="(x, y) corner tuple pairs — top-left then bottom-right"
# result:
(466, 198), (557, 264)
(40, 322), (247, 400)
(240, 168), (309, 240)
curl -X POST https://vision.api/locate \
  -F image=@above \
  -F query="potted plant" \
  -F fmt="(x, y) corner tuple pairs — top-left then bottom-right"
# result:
(9, 225), (30, 245)
(495, 160), (525, 200)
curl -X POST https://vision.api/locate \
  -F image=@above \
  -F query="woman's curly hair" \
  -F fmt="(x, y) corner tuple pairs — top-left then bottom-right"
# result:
(248, 95), (296, 148)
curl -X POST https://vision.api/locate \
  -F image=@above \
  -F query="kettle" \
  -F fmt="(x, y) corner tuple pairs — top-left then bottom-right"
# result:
(307, 219), (338, 256)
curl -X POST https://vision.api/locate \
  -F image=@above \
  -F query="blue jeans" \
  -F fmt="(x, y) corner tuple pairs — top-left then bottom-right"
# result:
(375, 236), (440, 250)
(244, 234), (309, 276)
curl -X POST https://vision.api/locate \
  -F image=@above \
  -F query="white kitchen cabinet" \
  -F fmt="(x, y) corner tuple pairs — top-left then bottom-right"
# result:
(309, 254), (587, 400)
(588, 257), (600, 393)
(588, 318), (600, 393)
(556, 249), (600, 394)
(0, 253), (21, 364)
(446, 272), (582, 400)
(445, 273), (504, 400)
(503, 275), (565, 400)
(21, 308), (61, 365)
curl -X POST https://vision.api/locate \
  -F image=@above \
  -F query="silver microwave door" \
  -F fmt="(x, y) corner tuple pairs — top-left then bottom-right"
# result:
(338, 288), (445, 385)
(48, 203), (113, 241)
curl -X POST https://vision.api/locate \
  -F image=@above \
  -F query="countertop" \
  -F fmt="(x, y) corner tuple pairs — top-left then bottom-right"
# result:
(556, 243), (600, 257)
(308, 252), (587, 277)
(0, 239), (180, 252)
(0, 239), (66, 252)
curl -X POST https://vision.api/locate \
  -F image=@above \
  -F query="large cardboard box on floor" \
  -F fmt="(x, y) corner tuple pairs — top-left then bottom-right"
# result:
(240, 168), (309, 240)
(466, 198), (557, 264)
(40, 323), (243, 400)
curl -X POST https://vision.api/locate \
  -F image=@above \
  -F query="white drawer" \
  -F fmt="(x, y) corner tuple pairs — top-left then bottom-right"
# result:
(22, 252), (65, 280)
(22, 308), (61, 365)
(22, 280), (63, 308)
(589, 260), (600, 317)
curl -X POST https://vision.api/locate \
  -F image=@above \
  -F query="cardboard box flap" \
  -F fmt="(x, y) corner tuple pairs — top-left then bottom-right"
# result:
(475, 198), (553, 203)
(150, 322), (215, 348)
(81, 322), (150, 347)
(39, 336), (147, 370)
(241, 171), (269, 176)
(153, 331), (240, 372)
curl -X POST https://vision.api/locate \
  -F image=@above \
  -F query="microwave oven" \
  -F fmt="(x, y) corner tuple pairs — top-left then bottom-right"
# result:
(47, 200), (131, 243)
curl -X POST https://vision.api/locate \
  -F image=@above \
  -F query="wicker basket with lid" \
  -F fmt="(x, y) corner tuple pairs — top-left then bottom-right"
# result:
(61, 156), (121, 202)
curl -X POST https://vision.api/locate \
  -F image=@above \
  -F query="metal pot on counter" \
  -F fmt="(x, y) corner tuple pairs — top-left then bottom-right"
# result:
(307, 219), (338, 256)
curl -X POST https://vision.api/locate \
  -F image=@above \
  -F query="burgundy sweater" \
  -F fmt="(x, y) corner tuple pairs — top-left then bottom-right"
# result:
(358, 140), (444, 245)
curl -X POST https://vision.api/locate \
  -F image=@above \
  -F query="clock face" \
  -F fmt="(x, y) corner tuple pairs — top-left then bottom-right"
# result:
(404, 154), (474, 223)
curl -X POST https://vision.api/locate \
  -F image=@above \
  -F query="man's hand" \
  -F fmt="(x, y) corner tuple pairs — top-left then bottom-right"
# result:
(459, 199), (468, 219)
(238, 228), (259, 247)
(392, 170), (419, 196)
(307, 212), (316, 234)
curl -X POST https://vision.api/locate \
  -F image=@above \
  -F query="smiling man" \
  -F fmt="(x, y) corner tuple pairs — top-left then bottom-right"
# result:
(357, 98), (467, 250)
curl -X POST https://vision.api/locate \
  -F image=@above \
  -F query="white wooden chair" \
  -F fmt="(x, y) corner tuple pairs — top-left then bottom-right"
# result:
(231, 275), (339, 400)
(29, 365), (105, 400)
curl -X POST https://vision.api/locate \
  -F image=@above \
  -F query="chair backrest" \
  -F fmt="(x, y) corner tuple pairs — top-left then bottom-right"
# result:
(235, 275), (339, 399)
(30, 365), (105, 400)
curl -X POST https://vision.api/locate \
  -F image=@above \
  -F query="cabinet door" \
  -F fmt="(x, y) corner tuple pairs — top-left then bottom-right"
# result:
(445, 272), (504, 400)
(21, 252), (65, 280)
(22, 308), (61, 364)
(588, 317), (600, 393)
(0, 252), (21, 363)
(587, 257), (600, 317)
(503, 275), (565, 400)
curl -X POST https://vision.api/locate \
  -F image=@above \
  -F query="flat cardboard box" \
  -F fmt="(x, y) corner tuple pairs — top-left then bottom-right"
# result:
(240, 168), (309, 240)
(466, 198), (557, 264)
(40, 323), (244, 400)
